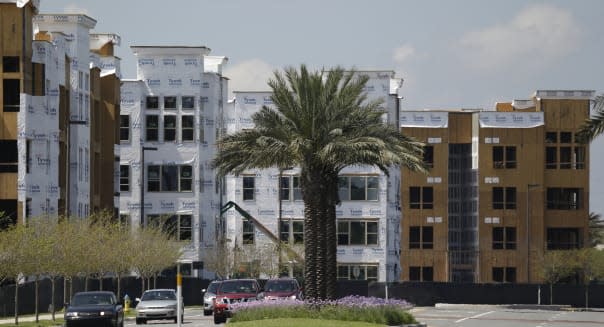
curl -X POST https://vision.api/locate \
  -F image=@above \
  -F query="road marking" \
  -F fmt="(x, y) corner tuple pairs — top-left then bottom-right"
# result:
(455, 310), (494, 323)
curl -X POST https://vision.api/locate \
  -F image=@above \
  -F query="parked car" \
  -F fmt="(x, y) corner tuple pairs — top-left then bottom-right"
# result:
(213, 279), (261, 324)
(135, 288), (183, 324)
(260, 278), (303, 300)
(64, 291), (124, 327)
(202, 280), (222, 316)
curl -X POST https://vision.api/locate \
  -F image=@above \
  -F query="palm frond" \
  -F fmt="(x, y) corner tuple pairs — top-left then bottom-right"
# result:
(576, 94), (604, 143)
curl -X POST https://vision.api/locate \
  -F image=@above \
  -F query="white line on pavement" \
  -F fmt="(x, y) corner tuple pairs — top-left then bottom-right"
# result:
(455, 310), (495, 323)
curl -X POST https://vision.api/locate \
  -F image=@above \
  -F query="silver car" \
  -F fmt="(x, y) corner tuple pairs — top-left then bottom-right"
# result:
(135, 289), (182, 324)
(202, 281), (221, 316)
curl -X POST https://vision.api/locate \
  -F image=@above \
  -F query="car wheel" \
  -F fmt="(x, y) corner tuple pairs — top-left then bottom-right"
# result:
(135, 318), (146, 325)
(204, 309), (212, 316)
(213, 313), (225, 324)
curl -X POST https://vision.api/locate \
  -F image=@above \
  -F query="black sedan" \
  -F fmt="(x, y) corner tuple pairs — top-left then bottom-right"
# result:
(64, 291), (124, 327)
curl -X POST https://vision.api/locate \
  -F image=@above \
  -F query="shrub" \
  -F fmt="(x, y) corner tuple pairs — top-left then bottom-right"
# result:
(229, 296), (416, 325)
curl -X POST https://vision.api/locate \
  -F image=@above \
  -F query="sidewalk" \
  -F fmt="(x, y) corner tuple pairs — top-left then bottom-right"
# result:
(0, 313), (58, 325)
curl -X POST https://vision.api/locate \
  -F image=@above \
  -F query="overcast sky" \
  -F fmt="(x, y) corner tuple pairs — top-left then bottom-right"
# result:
(39, 0), (604, 214)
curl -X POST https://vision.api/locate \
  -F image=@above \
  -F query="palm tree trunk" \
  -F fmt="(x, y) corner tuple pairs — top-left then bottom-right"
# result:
(324, 203), (338, 300)
(303, 195), (318, 300)
(316, 203), (327, 300)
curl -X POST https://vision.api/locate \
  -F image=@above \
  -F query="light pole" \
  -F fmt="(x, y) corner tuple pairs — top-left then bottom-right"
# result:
(140, 145), (157, 227)
(526, 183), (539, 283)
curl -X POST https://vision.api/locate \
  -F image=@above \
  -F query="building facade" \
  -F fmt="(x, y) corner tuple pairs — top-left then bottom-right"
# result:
(0, 0), (120, 225)
(118, 46), (228, 276)
(400, 90), (593, 283)
(222, 71), (405, 282)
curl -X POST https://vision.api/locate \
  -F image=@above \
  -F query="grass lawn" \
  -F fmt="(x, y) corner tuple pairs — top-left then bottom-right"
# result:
(228, 318), (387, 327)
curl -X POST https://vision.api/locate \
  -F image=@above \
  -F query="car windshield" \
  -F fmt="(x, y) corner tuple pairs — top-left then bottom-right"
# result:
(265, 280), (297, 292)
(141, 290), (176, 301)
(72, 293), (114, 306)
(207, 282), (221, 293)
(219, 281), (256, 294)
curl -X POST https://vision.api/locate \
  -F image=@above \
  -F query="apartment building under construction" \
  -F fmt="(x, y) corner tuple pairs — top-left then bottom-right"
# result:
(400, 90), (594, 283)
(0, 0), (120, 225)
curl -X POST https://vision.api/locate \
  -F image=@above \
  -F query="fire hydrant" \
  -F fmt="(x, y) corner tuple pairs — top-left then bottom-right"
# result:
(124, 294), (131, 312)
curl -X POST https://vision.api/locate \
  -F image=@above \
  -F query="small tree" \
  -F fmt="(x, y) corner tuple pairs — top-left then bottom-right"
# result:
(570, 248), (604, 309)
(537, 250), (576, 304)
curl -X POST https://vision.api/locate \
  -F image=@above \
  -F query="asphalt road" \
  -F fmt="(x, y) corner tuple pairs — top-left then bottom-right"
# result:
(124, 308), (216, 327)
(410, 305), (604, 327)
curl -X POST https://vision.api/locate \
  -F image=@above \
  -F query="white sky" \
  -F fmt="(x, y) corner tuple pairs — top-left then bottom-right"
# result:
(39, 0), (604, 215)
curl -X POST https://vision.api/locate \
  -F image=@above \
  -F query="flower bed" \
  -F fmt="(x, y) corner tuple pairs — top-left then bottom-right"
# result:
(229, 295), (416, 326)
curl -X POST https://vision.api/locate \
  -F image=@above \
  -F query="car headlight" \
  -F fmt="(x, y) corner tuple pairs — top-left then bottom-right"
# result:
(289, 295), (297, 300)
(100, 311), (112, 316)
(65, 312), (78, 317)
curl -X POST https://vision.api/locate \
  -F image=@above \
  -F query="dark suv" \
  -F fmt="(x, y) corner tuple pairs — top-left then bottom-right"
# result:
(213, 279), (261, 324)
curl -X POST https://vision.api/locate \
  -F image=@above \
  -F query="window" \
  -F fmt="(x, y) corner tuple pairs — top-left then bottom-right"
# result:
(280, 175), (302, 201)
(182, 96), (194, 109)
(148, 214), (192, 241)
(120, 165), (130, 192)
(338, 176), (379, 201)
(0, 140), (18, 173)
(243, 220), (254, 244)
(181, 116), (194, 141)
(546, 188), (582, 210)
(545, 132), (557, 143)
(423, 146), (434, 168)
(164, 115), (176, 141)
(493, 146), (516, 169)
(146, 96), (159, 109)
(492, 267), (516, 283)
(280, 220), (304, 244)
(409, 226), (433, 249)
(409, 266), (433, 281)
(560, 132), (572, 143)
(337, 264), (378, 281)
(119, 115), (130, 142)
(409, 187), (433, 209)
(545, 147), (557, 169)
(146, 115), (159, 141)
(547, 228), (580, 249)
(559, 147), (571, 169)
(337, 220), (378, 245)
(492, 227), (516, 249)
(492, 187), (516, 209)
(544, 131), (584, 170)
(574, 147), (586, 169)
(3, 56), (19, 72)
(243, 176), (255, 200)
(3, 79), (20, 112)
(164, 96), (177, 110)
(147, 165), (193, 192)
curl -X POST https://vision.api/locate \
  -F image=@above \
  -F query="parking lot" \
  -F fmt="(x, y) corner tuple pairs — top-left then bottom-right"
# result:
(410, 304), (604, 327)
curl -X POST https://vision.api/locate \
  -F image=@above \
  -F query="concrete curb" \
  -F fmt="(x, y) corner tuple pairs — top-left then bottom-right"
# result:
(434, 303), (573, 311)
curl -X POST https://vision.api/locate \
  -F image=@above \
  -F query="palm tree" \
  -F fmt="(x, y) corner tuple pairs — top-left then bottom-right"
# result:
(213, 65), (426, 300)
(576, 94), (604, 143)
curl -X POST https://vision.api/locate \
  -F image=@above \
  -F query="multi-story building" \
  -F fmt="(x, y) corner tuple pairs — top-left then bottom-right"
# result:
(118, 46), (228, 276)
(400, 90), (594, 283)
(222, 71), (405, 282)
(0, 0), (120, 225)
